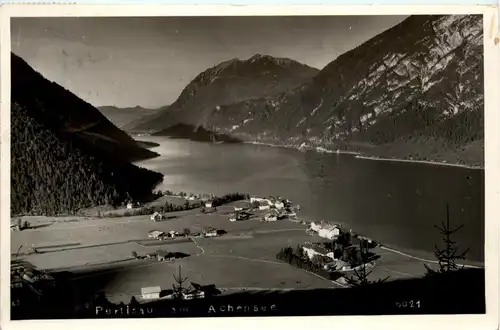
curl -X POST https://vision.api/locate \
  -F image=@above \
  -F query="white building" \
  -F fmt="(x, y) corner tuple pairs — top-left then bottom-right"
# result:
(205, 231), (218, 237)
(150, 212), (164, 221)
(274, 201), (285, 210)
(319, 227), (340, 240)
(302, 244), (338, 261)
(148, 230), (165, 239)
(302, 246), (328, 260)
(310, 222), (341, 240)
(264, 213), (278, 222)
(259, 204), (271, 211)
(323, 259), (348, 271)
(205, 201), (213, 208)
(234, 207), (243, 212)
(141, 286), (162, 300)
(250, 197), (266, 204)
(183, 291), (205, 300)
(126, 202), (134, 209)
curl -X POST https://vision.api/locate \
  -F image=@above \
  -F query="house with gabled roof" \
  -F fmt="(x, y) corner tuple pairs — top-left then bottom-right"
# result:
(310, 221), (341, 240)
(141, 286), (161, 300)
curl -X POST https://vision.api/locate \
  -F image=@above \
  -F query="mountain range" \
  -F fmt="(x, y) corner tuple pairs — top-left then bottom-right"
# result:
(127, 54), (319, 132)
(98, 105), (160, 129)
(11, 53), (164, 216)
(129, 15), (484, 167)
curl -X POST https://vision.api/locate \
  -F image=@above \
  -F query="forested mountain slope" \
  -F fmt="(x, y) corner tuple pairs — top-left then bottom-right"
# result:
(11, 54), (164, 215)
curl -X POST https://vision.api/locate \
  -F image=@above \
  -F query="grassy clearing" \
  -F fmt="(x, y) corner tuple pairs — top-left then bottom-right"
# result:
(11, 204), (471, 304)
(94, 253), (338, 304)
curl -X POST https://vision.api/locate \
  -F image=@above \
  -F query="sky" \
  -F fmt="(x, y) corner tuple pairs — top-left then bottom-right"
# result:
(11, 16), (407, 108)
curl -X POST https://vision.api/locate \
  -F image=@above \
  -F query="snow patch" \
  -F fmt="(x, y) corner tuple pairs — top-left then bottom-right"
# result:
(296, 117), (307, 127)
(310, 98), (324, 116)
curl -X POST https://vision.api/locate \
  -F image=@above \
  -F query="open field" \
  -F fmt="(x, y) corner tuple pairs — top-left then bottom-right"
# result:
(11, 199), (484, 304)
(77, 195), (202, 217)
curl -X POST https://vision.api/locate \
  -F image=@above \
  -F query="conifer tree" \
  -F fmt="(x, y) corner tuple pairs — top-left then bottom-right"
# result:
(344, 240), (389, 287)
(172, 265), (193, 300)
(424, 204), (470, 277)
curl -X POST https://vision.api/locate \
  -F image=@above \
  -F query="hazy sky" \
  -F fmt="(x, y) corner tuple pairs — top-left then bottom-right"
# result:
(12, 16), (407, 108)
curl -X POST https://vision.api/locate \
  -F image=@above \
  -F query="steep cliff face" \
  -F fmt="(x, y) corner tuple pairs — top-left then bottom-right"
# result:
(129, 54), (319, 131)
(132, 15), (484, 166)
(212, 15), (484, 166)
(287, 14), (483, 145)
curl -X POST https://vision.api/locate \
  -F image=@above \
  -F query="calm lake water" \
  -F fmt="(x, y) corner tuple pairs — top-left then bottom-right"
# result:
(134, 136), (485, 262)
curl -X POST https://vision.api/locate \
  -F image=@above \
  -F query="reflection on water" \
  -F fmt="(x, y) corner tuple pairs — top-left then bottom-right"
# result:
(134, 136), (484, 262)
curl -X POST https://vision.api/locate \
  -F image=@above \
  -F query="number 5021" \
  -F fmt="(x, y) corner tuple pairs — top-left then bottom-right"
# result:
(395, 300), (421, 308)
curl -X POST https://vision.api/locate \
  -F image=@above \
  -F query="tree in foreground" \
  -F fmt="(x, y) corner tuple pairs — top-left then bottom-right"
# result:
(172, 265), (193, 300)
(344, 241), (389, 288)
(129, 296), (139, 306)
(424, 204), (470, 277)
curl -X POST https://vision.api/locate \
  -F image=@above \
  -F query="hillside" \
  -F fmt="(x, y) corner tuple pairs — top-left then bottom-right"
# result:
(128, 54), (319, 132)
(222, 15), (484, 166)
(11, 53), (159, 163)
(132, 15), (484, 167)
(11, 54), (164, 215)
(152, 123), (242, 143)
(98, 106), (160, 129)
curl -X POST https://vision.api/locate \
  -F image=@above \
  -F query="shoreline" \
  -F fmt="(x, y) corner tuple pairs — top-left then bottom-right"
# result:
(354, 155), (484, 170)
(378, 245), (484, 269)
(127, 135), (484, 262)
(243, 140), (482, 170)
(243, 140), (361, 156)
(134, 134), (482, 170)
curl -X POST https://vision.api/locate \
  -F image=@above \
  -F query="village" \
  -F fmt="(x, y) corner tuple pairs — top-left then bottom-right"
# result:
(10, 192), (309, 305)
(294, 221), (380, 282)
(10, 190), (447, 311)
(143, 193), (300, 224)
(130, 195), (303, 265)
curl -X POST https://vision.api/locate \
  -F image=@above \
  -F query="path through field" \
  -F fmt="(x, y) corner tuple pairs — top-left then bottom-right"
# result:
(379, 246), (483, 269)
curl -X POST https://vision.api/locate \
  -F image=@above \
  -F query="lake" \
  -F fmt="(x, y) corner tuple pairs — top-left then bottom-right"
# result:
(134, 136), (485, 262)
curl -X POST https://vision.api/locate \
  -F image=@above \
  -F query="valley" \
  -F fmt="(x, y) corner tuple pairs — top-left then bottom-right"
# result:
(9, 13), (487, 318)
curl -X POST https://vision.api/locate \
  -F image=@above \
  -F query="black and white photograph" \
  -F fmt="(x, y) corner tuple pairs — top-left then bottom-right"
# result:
(2, 5), (498, 325)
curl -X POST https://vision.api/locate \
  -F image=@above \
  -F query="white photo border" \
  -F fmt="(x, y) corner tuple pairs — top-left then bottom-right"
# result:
(0, 4), (498, 330)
